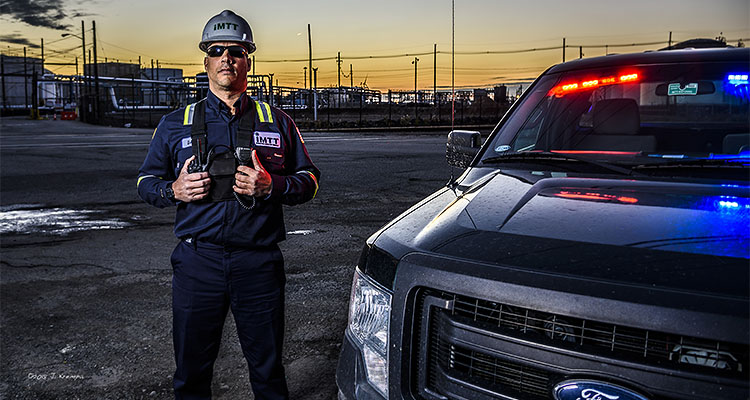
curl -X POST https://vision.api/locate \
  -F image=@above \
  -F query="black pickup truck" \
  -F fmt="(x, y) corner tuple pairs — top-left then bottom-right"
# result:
(336, 47), (749, 400)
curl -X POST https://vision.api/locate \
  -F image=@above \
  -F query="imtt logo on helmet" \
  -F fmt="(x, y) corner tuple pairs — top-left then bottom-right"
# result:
(199, 10), (256, 54)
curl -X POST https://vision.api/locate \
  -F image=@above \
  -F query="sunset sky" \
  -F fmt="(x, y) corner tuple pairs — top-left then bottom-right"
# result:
(1, 0), (748, 91)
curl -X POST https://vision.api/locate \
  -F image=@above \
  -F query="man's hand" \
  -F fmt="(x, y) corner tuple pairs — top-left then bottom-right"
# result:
(234, 150), (272, 197)
(173, 155), (211, 202)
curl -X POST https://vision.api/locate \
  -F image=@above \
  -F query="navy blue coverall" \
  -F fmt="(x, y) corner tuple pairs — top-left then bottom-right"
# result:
(137, 91), (320, 400)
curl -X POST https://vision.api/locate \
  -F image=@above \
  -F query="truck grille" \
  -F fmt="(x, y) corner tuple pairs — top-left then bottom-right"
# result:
(415, 289), (748, 400)
(447, 292), (747, 375)
(431, 331), (551, 399)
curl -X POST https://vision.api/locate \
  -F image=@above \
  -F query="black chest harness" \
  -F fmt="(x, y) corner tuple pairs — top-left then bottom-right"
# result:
(186, 98), (257, 205)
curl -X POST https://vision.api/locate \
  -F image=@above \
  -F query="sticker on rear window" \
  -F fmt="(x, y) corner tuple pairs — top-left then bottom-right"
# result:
(668, 83), (698, 96)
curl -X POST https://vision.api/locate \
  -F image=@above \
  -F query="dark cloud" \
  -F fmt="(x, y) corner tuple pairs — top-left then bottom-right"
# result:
(0, 33), (40, 48)
(0, 0), (88, 30)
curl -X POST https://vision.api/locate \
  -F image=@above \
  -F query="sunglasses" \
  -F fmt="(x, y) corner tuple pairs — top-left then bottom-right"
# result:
(205, 45), (248, 58)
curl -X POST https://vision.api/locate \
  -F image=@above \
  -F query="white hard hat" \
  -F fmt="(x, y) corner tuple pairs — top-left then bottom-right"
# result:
(199, 10), (256, 54)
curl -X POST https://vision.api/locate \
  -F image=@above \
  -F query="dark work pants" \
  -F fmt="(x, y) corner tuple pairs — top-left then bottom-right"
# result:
(170, 240), (289, 400)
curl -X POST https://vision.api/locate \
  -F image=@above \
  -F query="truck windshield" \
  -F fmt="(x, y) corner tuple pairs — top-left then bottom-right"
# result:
(484, 60), (749, 170)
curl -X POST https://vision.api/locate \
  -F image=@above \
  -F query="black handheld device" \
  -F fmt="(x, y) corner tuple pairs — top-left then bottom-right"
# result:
(235, 147), (253, 168)
(187, 136), (209, 173)
(234, 147), (256, 210)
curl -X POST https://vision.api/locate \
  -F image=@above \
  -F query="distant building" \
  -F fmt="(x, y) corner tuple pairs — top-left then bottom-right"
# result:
(0, 55), (52, 109)
(141, 68), (183, 81)
(84, 62), (139, 79)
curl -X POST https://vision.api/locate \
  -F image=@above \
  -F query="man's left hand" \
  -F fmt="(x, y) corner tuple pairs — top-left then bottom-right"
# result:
(234, 149), (272, 197)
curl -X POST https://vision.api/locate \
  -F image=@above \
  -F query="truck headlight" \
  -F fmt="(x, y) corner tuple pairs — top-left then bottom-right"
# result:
(348, 268), (391, 397)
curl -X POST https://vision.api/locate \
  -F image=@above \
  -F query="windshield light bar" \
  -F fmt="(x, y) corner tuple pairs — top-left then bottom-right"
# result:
(549, 72), (640, 97)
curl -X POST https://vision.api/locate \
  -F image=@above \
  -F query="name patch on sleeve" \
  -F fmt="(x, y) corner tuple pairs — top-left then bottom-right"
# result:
(254, 131), (281, 148)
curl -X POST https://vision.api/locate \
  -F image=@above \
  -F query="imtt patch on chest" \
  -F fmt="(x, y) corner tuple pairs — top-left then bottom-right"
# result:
(254, 131), (281, 148)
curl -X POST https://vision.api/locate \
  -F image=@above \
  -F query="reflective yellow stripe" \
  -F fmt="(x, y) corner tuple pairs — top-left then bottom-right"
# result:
(299, 170), (319, 199)
(183, 103), (195, 125)
(255, 101), (267, 123)
(137, 175), (163, 188)
(151, 127), (157, 140)
(262, 102), (274, 124)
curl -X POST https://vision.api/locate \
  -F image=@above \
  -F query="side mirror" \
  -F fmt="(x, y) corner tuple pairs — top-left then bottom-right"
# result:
(446, 130), (481, 168)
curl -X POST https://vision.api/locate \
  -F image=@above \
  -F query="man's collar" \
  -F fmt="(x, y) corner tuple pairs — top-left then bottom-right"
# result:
(206, 90), (249, 116)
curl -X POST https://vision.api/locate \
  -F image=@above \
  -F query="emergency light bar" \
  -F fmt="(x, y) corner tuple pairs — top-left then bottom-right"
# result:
(727, 73), (749, 86)
(549, 72), (640, 97)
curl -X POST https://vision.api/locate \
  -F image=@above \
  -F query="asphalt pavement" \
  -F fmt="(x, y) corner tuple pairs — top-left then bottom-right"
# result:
(0, 116), (459, 399)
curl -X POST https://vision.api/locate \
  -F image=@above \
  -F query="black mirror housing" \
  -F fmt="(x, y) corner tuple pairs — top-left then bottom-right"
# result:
(446, 130), (481, 168)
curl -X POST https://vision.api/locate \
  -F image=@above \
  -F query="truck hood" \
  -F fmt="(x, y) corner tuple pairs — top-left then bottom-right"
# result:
(374, 168), (749, 299)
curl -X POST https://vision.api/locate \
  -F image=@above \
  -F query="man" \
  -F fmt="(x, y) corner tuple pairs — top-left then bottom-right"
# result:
(137, 10), (320, 400)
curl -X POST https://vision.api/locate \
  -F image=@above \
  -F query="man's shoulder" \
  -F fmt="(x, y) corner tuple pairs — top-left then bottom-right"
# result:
(154, 106), (193, 140)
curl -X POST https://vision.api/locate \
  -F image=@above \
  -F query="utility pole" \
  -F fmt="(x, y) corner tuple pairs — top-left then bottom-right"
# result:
(312, 67), (318, 89)
(668, 31), (672, 50)
(336, 52), (341, 89)
(307, 24), (313, 91)
(75, 56), (78, 75)
(81, 21), (87, 79)
(252, 55), (255, 75)
(92, 20), (100, 121)
(433, 43), (437, 104)
(40, 38), (44, 72)
(1, 55), (6, 112)
(579, 46), (583, 59)
(303, 67), (307, 89)
(349, 64), (353, 88)
(562, 37), (566, 62)
(412, 57), (419, 122)
(336, 52), (341, 106)
(23, 47), (28, 109)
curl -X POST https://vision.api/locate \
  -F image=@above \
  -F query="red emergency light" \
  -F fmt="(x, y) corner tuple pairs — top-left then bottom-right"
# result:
(549, 72), (640, 97)
(554, 190), (639, 204)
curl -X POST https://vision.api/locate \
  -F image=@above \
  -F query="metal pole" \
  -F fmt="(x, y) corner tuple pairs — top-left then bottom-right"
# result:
(81, 20), (86, 78)
(349, 64), (353, 88)
(668, 31), (672, 50)
(92, 20), (100, 121)
(579, 46), (583, 59)
(1, 55), (5, 112)
(313, 67), (318, 121)
(433, 43), (437, 103)
(307, 24), (313, 90)
(412, 57), (419, 122)
(268, 73), (274, 106)
(303, 67), (307, 89)
(24, 47), (28, 109)
(451, 0), (455, 130)
(562, 37), (566, 62)
(252, 55), (255, 75)
(41, 38), (44, 72)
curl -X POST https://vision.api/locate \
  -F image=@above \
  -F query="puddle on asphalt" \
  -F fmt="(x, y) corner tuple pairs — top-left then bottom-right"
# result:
(0, 205), (132, 235)
(287, 230), (316, 236)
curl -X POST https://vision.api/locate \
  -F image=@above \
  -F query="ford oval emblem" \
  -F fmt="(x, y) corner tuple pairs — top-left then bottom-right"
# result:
(554, 380), (649, 400)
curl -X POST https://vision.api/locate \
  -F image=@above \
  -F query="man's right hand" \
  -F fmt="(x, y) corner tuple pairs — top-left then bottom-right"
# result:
(173, 155), (211, 202)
